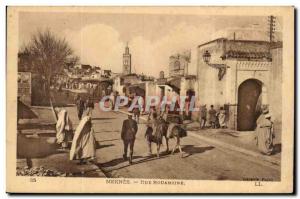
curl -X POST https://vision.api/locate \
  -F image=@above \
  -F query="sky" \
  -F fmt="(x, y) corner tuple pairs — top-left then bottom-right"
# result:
(19, 11), (282, 77)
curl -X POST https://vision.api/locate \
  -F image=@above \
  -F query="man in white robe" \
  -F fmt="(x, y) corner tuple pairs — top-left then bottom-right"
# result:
(70, 116), (96, 164)
(55, 108), (73, 149)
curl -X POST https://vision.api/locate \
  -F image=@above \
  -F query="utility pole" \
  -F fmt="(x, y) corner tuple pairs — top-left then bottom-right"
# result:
(268, 15), (276, 43)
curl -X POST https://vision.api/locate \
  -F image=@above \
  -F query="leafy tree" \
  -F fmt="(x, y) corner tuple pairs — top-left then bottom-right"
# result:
(21, 29), (79, 119)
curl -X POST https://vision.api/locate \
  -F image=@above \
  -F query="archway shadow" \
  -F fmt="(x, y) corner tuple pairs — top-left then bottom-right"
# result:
(181, 145), (214, 158)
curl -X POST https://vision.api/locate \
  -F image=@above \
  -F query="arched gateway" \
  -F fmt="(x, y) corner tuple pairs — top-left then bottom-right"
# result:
(237, 79), (263, 131)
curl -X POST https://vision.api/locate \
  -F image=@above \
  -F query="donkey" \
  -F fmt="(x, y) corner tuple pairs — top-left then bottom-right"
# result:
(169, 124), (184, 158)
(148, 115), (186, 158)
(152, 117), (169, 158)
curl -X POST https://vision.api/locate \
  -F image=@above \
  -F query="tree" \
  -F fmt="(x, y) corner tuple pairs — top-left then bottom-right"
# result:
(21, 29), (79, 119)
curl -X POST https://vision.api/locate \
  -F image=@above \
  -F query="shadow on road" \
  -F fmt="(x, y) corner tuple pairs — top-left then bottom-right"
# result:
(132, 154), (169, 165)
(181, 145), (214, 158)
(18, 100), (38, 119)
(186, 127), (201, 131)
(92, 117), (116, 121)
(216, 175), (229, 180)
(218, 131), (239, 137)
(18, 123), (56, 131)
(95, 130), (119, 133)
(96, 143), (114, 150)
(97, 121), (113, 124)
(102, 155), (171, 173)
(136, 121), (148, 125)
(272, 144), (281, 155)
(98, 138), (120, 143)
(99, 156), (143, 167)
(17, 134), (61, 159)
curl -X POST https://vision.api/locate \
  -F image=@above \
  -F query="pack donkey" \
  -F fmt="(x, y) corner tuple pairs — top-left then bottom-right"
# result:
(150, 116), (186, 158)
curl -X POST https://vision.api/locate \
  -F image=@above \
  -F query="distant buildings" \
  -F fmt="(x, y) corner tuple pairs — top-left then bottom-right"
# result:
(18, 31), (283, 131)
(157, 51), (196, 119)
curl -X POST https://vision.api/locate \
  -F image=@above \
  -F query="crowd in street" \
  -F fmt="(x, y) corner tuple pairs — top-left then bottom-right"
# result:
(54, 97), (188, 165)
(199, 104), (275, 155)
(75, 96), (95, 120)
(199, 105), (227, 129)
(53, 95), (276, 166)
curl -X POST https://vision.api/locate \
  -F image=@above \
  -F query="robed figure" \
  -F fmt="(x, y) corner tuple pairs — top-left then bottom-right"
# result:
(70, 116), (96, 164)
(255, 112), (274, 155)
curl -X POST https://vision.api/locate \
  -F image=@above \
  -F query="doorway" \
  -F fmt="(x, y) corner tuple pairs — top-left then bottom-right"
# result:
(237, 79), (262, 131)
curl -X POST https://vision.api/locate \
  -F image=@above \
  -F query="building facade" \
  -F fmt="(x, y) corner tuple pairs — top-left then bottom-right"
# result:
(169, 51), (190, 77)
(197, 38), (281, 131)
(113, 73), (140, 96)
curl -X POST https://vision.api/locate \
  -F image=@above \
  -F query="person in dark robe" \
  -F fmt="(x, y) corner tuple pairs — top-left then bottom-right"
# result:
(85, 97), (94, 117)
(121, 114), (138, 164)
(200, 105), (207, 129)
(145, 112), (159, 156)
(132, 96), (143, 124)
(208, 105), (217, 128)
(76, 96), (85, 120)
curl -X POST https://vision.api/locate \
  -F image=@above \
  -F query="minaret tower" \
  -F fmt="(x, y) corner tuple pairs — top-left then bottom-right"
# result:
(123, 42), (131, 75)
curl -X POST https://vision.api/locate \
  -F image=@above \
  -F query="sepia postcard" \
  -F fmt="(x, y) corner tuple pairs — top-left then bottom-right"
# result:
(6, 6), (294, 193)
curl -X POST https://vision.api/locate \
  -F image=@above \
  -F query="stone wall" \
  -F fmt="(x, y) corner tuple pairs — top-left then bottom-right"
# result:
(197, 40), (228, 106)
(269, 47), (283, 133)
(113, 77), (124, 95)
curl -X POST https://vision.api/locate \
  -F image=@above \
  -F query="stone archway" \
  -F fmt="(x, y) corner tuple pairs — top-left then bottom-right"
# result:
(237, 79), (262, 131)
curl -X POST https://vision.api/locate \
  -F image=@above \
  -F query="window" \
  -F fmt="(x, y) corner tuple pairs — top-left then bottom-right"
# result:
(174, 60), (180, 70)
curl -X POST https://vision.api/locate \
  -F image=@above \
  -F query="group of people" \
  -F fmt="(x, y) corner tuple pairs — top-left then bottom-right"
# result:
(199, 104), (275, 155)
(54, 96), (276, 167)
(55, 98), (168, 166)
(120, 112), (160, 165)
(55, 102), (97, 165)
(75, 96), (95, 120)
(200, 105), (227, 129)
(121, 108), (187, 164)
